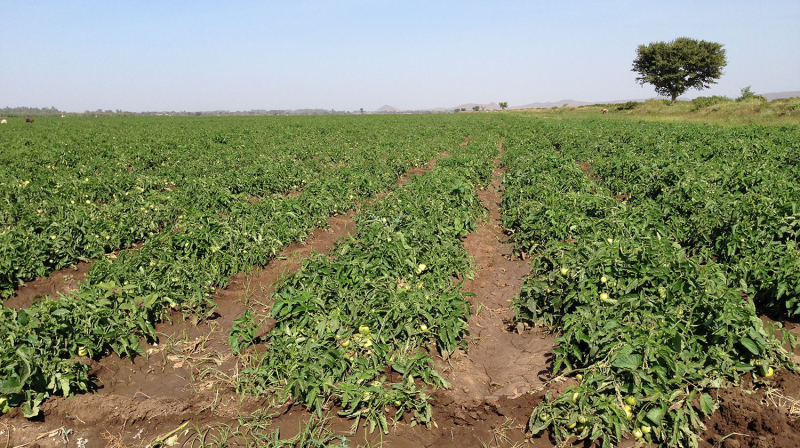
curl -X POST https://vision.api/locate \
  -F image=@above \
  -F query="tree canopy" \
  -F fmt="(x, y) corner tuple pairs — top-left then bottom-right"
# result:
(632, 37), (727, 102)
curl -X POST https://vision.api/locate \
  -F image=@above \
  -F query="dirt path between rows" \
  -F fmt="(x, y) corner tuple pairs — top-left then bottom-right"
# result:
(439, 139), (555, 408)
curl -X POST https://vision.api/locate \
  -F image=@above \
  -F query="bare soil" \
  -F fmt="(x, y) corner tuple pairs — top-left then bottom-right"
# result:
(700, 370), (800, 448)
(5, 262), (91, 310)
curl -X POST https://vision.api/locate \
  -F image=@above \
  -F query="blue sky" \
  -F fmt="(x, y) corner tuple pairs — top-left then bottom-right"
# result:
(2, 1), (798, 111)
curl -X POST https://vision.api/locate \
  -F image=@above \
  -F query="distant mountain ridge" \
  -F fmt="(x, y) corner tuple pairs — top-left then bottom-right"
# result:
(374, 90), (800, 113)
(762, 91), (800, 101)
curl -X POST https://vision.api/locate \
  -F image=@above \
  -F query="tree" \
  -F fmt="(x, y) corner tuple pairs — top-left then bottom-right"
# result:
(632, 37), (727, 103)
(472, 106), (480, 112)
(499, 102), (508, 110)
(736, 86), (766, 102)
(360, 108), (364, 114)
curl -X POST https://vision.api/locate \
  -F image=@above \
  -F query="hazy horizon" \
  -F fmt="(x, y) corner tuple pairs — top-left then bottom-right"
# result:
(2, 1), (799, 112)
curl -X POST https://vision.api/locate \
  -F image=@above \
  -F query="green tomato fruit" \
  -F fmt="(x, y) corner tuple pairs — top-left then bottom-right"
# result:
(600, 276), (608, 283)
(358, 325), (370, 335)
(560, 267), (569, 276)
(632, 428), (643, 439)
(625, 396), (636, 406)
(575, 374), (583, 381)
(641, 425), (652, 434)
(78, 346), (88, 357)
(600, 293), (609, 301)
(572, 392), (580, 403)
(420, 324), (428, 332)
(567, 422), (576, 429)
(577, 415), (588, 424)
(540, 413), (549, 422)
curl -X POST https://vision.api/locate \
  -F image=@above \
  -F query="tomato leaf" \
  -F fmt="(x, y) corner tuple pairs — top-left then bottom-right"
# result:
(699, 393), (715, 416)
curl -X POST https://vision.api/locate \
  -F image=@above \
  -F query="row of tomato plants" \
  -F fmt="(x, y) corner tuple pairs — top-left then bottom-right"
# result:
(534, 119), (800, 317)
(228, 127), (501, 434)
(0, 115), (469, 298)
(0, 115), (491, 416)
(500, 120), (796, 447)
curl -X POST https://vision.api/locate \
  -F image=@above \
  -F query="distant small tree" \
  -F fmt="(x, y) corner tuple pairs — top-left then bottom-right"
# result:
(632, 37), (727, 103)
(736, 86), (766, 102)
(360, 108), (364, 114)
(454, 109), (460, 113)
(461, 108), (466, 111)
(499, 102), (508, 110)
(472, 106), (480, 112)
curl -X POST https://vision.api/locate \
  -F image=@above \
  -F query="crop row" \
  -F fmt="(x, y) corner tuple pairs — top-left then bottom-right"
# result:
(500, 119), (797, 447)
(0, 115), (490, 416)
(0, 116), (470, 298)
(230, 127), (501, 434)
(535, 120), (800, 316)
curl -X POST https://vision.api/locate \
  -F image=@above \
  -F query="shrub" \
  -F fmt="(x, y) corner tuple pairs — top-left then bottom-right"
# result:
(691, 95), (731, 110)
(737, 86), (766, 102)
(615, 101), (641, 111)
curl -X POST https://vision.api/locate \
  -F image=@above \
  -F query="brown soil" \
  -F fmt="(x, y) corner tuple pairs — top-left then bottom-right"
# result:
(4, 262), (91, 310)
(701, 370), (800, 448)
(575, 161), (602, 182)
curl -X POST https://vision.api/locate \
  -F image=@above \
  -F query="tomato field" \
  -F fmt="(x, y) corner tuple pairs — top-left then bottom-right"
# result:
(1, 114), (799, 447)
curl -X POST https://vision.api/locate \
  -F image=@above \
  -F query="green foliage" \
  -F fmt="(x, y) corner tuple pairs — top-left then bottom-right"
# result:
(691, 95), (732, 110)
(233, 130), (501, 434)
(0, 114), (493, 416)
(632, 37), (727, 102)
(737, 86), (767, 102)
(501, 118), (798, 447)
(615, 101), (640, 111)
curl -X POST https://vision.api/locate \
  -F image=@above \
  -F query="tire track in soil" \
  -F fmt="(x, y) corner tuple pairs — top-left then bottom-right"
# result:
(0, 149), (456, 448)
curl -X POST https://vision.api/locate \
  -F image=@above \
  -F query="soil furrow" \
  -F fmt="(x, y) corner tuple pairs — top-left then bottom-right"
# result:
(438, 138), (555, 408)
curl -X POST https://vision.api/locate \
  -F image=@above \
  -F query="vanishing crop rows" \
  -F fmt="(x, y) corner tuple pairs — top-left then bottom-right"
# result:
(0, 115), (489, 416)
(2, 115), (798, 448)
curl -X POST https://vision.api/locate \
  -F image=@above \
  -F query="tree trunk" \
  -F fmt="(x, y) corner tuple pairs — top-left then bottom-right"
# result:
(671, 93), (677, 103)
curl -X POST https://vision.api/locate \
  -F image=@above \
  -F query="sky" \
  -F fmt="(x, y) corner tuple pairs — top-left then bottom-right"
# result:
(2, 1), (799, 112)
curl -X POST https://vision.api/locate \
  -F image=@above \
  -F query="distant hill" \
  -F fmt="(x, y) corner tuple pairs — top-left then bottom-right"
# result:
(376, 91), (800, 113)
(453, 102), (501, 111)
(762, 91), (800, 101)
(376, 105), (401, 112)
(511, 99), (591, 109)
